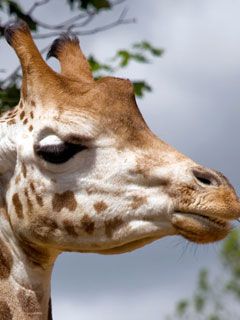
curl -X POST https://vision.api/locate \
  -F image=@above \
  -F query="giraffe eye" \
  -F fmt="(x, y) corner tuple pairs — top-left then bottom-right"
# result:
(35, 136), (88, 164)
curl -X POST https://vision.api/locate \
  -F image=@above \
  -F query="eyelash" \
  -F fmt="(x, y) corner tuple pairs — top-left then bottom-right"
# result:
(34, 142), (88, 164)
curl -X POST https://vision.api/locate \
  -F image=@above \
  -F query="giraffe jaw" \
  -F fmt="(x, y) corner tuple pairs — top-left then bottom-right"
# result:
(171, 212), (230, 244)
(95, 236), (160, 255)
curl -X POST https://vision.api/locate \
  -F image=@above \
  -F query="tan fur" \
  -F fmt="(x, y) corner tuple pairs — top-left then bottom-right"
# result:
(0, 239), (13, 280)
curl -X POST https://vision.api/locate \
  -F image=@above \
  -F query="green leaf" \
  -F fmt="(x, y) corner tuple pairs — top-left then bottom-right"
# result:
(194, 294), (205, 312)
(225, 279), (240, 298)
(176, 300), (188, 317)
(0, 84), (20, 110)
(66, 0), (111, 11)
(88, 55), (113, 73)
(198, 269), (209, 292)
(116, 50), (131, 67)
(131, 53), (149, 63)
(133, 81), (152, 97)
(115, 50), (149, 67)
(221, 230), (240, 278)
(208, 315), (220, 320)
(133, 41), (164, 57)
(7, 1), (37, 31)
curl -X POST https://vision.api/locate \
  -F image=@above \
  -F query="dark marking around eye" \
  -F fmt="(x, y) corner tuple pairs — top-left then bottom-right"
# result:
(34, 142), (87, 164)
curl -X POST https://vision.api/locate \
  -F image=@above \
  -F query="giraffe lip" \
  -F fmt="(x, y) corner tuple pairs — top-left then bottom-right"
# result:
(173, 211), (228, 229)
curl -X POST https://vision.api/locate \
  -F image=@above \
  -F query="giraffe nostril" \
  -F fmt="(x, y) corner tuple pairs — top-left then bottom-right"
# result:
(192, 167), (221, 187)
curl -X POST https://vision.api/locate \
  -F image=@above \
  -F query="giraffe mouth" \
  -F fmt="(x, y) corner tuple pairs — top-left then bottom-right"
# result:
(174, 212), (228, 228)
(171, 212), (230, 243)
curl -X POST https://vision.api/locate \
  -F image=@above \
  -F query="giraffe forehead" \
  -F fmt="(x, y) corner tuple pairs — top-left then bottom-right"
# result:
(27, 79), (150, 145)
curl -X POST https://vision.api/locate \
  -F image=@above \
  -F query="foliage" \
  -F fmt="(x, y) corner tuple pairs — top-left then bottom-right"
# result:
(67, 0), (111, 11)
(88, 40), (163, 97)
(0, 0), (164, 111)
(0, 84), (20, 110)
(166, 229), (240, 320)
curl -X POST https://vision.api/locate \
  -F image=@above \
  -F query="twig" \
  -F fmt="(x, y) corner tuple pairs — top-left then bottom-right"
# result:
(33, 9), (135, 39)
(74, 18), (135, 36)
(67, 14), (95, 31)
(27, 0), (126, 31)
(27, 0), (51, 15)
(32, 12), (90, 30)
(0, 0), (134, 86)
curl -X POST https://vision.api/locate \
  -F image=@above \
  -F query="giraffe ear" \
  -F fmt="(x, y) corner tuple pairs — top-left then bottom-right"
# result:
(4, 20), (57, 100)
(47, 33), (93, 82)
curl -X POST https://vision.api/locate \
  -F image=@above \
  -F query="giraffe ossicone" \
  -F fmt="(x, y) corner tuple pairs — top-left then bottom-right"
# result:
(0, 20), (239, 319)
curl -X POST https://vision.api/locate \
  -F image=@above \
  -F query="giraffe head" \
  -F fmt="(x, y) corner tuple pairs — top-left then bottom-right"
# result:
(1, 21), (239, 262)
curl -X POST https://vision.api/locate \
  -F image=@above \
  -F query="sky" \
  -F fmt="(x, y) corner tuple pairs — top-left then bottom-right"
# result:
(1, 0), (240, 319)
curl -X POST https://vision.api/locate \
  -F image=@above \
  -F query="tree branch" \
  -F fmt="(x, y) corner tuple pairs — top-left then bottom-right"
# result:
(0, 0), (134, 87)
(33, 9), (135, 39)
(32, 12), (91, 30)
(27, 0), (51, 15)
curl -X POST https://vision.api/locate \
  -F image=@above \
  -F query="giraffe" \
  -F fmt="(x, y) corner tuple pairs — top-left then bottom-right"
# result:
(0, 20), (239, 320)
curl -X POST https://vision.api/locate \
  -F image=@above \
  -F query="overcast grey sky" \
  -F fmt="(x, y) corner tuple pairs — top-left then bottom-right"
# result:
(1, 0), (240, 319)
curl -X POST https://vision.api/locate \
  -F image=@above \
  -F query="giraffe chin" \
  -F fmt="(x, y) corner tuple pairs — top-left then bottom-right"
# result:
(94, 236), (159, 255)
(171, 212), (230, 244)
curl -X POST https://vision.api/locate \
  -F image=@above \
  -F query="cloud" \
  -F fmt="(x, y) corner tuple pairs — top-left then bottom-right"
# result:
(53, 287), (185, 320)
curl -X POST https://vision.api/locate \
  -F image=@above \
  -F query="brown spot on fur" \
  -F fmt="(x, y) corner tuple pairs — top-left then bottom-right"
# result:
(22, 163), (27, 178)
(63, 219), (78, 237)
(0, 301), (13, 320)
(7, 119), (15, 125)
(132, 153), (171, 180)
(105, 217), (123, 238)
(52, 191), (77, 212)
(30, 111), (34, 119)
(23, 118), (28, 125)
(81, 214), (95, 234)
(28, 125), (33, 131)
(15, 174), (21, 184)
(30, 182), (35, 193)
(12, 193), (23, 218)
(31, 216), (58, 242)
(94, 201), (108, 214)
(36, 195), (43, 207)
(24, 188), (33, 214)
(30, 100), (36, 107)
(0, 238), (13, 280)
(131, 196), (147, 210)
(17, 289), (40, 313)
(20, 111), (25, 120)
(29, 182), (44, 207)
(19, 101), (23, 109)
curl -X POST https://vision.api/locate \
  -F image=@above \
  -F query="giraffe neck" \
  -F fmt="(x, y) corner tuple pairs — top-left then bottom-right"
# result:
(0, 107), (56, 319)
(0, 207), (54, 319)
